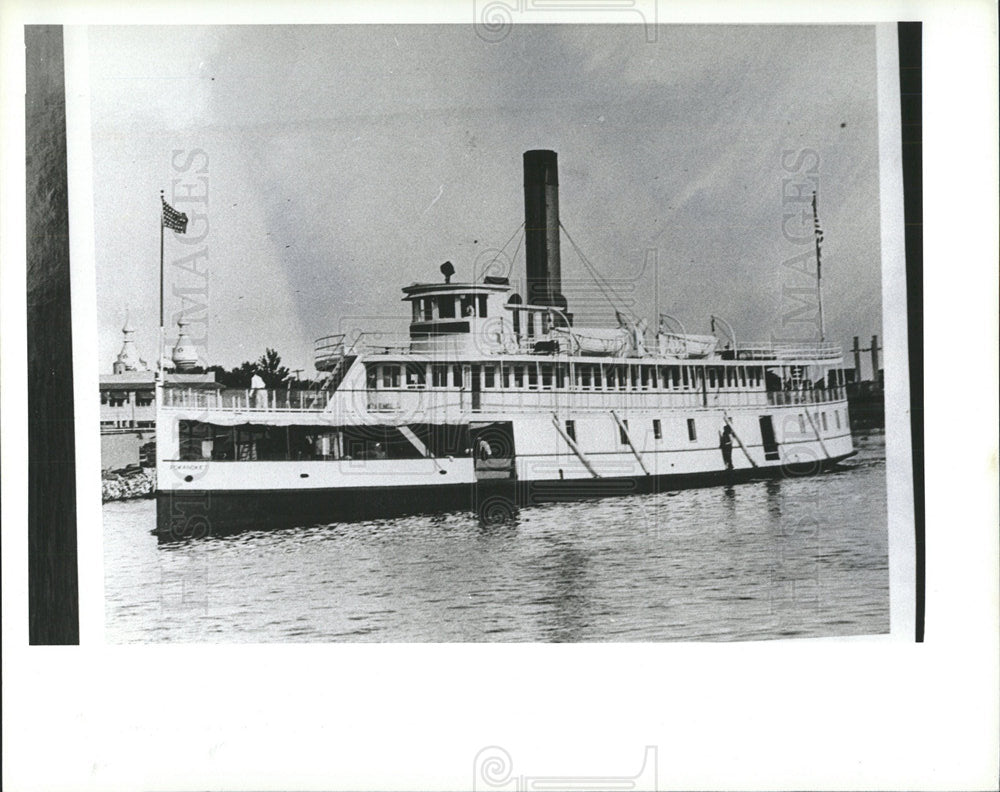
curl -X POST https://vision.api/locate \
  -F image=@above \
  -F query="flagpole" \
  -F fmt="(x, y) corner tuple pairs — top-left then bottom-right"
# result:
(159, 189), (165, 379)
(813, 191), (825, 343)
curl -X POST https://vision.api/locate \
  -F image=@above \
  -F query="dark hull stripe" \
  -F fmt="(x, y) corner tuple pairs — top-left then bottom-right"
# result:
(155, 452), (855, 541)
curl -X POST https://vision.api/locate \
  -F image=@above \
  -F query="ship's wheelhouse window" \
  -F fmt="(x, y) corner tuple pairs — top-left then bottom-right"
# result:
(432, 364), (448, 387)
(478, 294), (488, 318)
(421, 298), (433, 321)
(405, 363), (426, 387)
(382, 365), (401, 388)
(460, 295), (475, 317)
(411, 301), (420, 322)
(438, 295), (456, 319)
(540, 363), (553, 389)
(484, 366), (496, 388)
(527, 364), (538, 389)
(653, 419), (662, 440)
(687, 418), (697, 441)
(513, 365), (524, 388)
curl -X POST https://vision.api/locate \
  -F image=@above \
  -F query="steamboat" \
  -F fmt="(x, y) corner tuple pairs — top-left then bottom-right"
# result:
(156, 150), (854, 538)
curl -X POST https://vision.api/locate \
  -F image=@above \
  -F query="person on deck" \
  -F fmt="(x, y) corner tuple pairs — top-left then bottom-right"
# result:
(719, 424), (734, 471)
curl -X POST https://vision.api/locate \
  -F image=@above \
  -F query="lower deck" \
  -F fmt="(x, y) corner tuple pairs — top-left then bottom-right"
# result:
(156, 400), (854, 536)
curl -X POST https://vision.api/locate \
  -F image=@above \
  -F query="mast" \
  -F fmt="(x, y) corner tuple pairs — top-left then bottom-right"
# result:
(812, 191), (825, 343)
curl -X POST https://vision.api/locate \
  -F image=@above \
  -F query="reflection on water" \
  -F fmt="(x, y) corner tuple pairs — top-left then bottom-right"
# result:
(105, 433), (889, 642)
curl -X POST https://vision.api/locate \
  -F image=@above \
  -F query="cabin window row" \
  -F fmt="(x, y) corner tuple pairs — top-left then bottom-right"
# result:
(411, 294), (488, 322)
(365, 362), (765, 391)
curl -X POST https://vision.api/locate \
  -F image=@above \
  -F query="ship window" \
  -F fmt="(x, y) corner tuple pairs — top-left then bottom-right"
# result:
(411, 302), (420, 322)
(528, 365), (538, 389)
(501, 363), (510, 388)
(432, 365), (448, 387)
(798, 414), (806, 434)
(708, 368), (716, 388)
(513, 365), (524, 388)
(135, 390), (154, 406)
(565, 420), (576, 441)
(687, 418), (697, 441)
(438, 296), (455, 319)
(682, 367), (690, 389)
(617, 365), (627, 390)
(666, 366), (677, 388)
(460, 295), (475, 317)
(581, 366), (591, 388)
(835, 410), (841, 429)
(556, 364), (566, 388)
(605, 366), (615, 389)
(100, 391), (109, 405)
(382, 365), (401, 388)
(452, 364), (462, 388)
(653, 419), (662, 439)
(593, 365), (602, 389)
(478, 294), (488, 317)
(366, 366), (378, 390)
(630, 365), (639, 390)
(422, 298), (433, 321)
(484, 366), (496, 388)
(540, 364), (553, 389)
(740, 367), (747, 387)
(619, 419), (629, 445)
(405, 363), (426, 387)
(821, 411), (828, 431)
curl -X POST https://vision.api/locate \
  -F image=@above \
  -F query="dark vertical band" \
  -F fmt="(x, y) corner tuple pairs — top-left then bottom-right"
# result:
(897, 22), (924, 642)
(26, 25), (80, 644)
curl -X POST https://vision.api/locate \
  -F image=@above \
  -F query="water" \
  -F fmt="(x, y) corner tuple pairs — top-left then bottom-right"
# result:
(104, 433), (889, 642)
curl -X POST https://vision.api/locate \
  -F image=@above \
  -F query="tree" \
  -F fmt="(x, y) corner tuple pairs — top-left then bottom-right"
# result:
(255, 348), (290, 389)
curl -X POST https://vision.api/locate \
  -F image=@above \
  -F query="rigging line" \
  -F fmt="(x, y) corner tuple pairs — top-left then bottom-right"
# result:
(560, 221), (639, 320)
(505, 227), (525, 280)
(484, 220), (525, 280)
(558, 223), (618, 312)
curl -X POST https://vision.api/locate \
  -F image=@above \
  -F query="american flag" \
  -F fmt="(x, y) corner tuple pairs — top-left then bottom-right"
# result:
(812, 192), (823, 247)
(162, 198), (188, 233)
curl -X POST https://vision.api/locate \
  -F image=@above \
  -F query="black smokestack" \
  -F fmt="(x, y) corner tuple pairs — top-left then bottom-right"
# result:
(523, 150), (562, 308)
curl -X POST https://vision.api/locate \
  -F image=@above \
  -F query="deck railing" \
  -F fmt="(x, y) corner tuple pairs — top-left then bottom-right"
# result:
(736, 342), (841, 361)
(161, 384), (847, 415)
(161, 387), (333, 412)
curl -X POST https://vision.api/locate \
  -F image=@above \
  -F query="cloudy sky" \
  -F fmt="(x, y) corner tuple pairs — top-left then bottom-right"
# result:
(89, 24), (884, 375)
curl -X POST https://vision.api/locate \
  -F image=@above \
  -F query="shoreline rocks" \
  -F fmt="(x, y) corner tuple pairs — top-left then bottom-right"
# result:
(102, 468), (156, 502)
